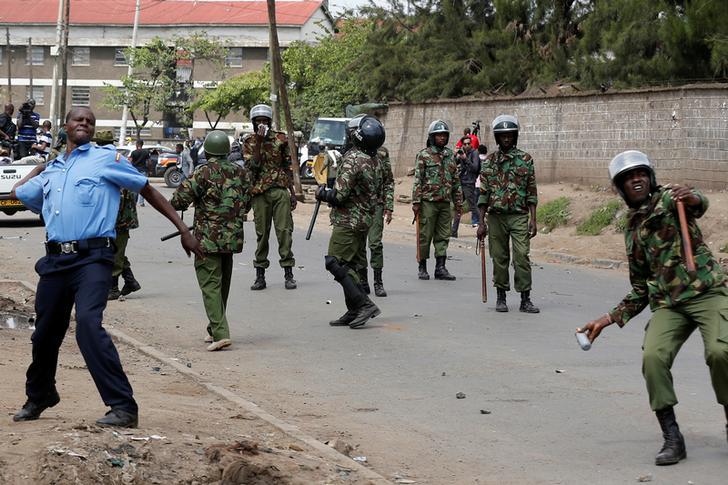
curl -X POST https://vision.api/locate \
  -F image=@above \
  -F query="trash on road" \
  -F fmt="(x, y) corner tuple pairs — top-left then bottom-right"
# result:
(636, 473), (653, 482)
(456, 392), (466, 399)
(555, 369), (566, 373)
(480, 409), (491, 414)
(352, 456), (367, 463)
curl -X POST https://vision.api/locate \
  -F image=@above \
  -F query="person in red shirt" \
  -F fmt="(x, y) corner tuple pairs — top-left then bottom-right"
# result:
(454, 127), (479, 151)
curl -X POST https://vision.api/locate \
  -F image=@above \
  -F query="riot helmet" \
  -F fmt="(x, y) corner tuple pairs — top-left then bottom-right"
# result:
(348, 115), (385, 156)
(203, 130), (230, 157)
(492, 114), (519, 148)
(608, 150), (657, 201)
(250, 104), (273, 132)
(427, 119), (450, 147)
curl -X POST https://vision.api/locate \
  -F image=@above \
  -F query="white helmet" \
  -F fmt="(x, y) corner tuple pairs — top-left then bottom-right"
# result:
(250, 104), (273, 120)
(608, 150), (656, 199)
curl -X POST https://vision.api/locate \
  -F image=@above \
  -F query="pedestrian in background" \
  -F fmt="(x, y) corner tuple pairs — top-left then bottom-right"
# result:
(130, 140), (149, 206)
(412, 120), (462, 281)
(10, 107), (202, 428)
(15, 99), (39, 159)
(171, 130), (251, 351)
(477, 115), (539, 313)
(451, 135), (481, 237)
(578, 150), (728, 465)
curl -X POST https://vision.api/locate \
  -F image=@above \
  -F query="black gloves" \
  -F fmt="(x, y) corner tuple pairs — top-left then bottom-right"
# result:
(315, 186), (338, 206)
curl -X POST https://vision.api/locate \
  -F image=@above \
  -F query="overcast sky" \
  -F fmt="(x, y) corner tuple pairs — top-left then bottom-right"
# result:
(328, 0), (388, 16)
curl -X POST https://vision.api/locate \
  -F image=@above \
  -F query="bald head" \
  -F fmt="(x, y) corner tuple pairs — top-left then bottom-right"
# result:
(4, 104), (14, 116)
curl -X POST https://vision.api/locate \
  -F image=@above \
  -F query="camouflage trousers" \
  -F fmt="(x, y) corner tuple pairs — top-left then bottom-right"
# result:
(328, 225), (368, 283)
(364, 205), (385, 269)
(112, 229), (131, 278)
(194, 253), (233, 341)
(642, 285), (728, 411)
(418, 200), (451, 260)
(487, 213), (532, 292)
(252, 187), (295, 269)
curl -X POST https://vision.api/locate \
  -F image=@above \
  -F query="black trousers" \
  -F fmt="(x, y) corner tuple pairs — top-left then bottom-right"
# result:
(26, 248), (138, 414)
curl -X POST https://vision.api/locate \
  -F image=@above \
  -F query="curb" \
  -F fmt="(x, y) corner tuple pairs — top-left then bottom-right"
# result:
(4, 279), (390, 484)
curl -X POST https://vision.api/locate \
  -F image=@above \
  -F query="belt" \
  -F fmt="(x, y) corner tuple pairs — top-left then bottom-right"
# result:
(45, 237), (114, 255)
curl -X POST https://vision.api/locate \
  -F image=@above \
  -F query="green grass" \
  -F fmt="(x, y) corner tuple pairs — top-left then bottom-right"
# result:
(720, 243), (728, 253)
(537, 196), (571, 233)
(576, 199), (623, 235)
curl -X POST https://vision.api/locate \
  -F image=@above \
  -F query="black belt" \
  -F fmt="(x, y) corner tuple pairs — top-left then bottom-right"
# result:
(45, 237), (114, 255)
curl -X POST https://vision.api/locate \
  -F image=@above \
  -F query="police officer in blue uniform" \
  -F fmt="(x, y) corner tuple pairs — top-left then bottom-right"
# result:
(10, 107), (203, 428)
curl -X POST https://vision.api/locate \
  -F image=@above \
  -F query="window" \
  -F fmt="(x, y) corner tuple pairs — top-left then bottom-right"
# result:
(114, 48), (128, 66)
(0, 47), (3, 65)
(72, 47), (90, 66)
(26, 86), (45, 105)
(225, 47), (243, 67)
(26, 46), (44, 66)
(114, 127), (151, 140)
(71, 86), (90, 106)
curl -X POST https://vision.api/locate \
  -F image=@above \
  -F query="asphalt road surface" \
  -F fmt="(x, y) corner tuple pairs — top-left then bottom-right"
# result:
(2, 185), (726, 484)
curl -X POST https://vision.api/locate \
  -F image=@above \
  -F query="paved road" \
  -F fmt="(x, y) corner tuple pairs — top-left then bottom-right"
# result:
(2, 187), (726, 484)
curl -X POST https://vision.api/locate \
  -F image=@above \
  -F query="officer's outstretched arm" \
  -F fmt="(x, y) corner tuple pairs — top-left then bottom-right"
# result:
(140, 183), (204, 258)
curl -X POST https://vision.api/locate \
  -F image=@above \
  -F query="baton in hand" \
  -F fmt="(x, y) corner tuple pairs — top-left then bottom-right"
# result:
(161, 226), (193, 242)
(306, 195), (322, 241)
(676, 199), (696, 273)
(478, 238), (487, 303)
(414, 213), (421, 262)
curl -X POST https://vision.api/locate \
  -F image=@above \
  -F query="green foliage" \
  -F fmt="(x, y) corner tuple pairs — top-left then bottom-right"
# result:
(576, 199), (623, 235)
(103, 34), (227, 138)
(537, 196), (571, 232)
(190, 71), (268, 129)
(614, 209), (629, 234)
(719, 243), (728, 253)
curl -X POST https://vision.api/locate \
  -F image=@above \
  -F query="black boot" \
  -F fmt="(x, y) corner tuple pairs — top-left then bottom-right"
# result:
(418, 260), (430, 280)
(496, 289), (508, 312)
(434, 256), (456, 281)
(519, 291), (540, 313)
(655, 407), (687, 465)
(358, 268), (371, 295)
(325, 256), (379, 329)
(108, 276), (121, 301)
(373, 269), (387, 297)
(120, 267), (141, 296)
(251, 267), (266, 290)
(284, 267), (297, 290)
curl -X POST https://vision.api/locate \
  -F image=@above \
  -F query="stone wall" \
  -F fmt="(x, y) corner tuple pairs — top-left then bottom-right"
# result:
(380, 85), (728, 189)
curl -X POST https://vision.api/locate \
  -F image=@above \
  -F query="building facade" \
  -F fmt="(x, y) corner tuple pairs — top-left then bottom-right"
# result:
(1, 0), (333, 140)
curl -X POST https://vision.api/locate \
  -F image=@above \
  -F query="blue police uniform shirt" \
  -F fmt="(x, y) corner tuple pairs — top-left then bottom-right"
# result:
(16, 143), (148, 242)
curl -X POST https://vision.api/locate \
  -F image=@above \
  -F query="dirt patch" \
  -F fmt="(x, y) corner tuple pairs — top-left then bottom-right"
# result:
(0, 287), (379, 485)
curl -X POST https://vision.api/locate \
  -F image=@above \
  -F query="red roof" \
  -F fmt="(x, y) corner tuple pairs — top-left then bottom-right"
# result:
(0, 0), (323, 26)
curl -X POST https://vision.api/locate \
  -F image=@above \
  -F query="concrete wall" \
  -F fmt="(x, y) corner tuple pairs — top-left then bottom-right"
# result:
(381, 85), (728, 189)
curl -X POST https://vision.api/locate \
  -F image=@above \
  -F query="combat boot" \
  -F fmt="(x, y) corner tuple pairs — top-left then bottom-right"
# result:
(251, 267), (266, 290)
(519, 291), (540, 313)
(284, 267), (297, 290)
(120, 267), (141, 296)
(434, 256), (456, 281)
(358, 268), (371, 294)
(495, 289), (508, 312)
(418, 260), (430, 280)
(348, 296), (381, 329)
(108, 276), (121, 301)
(373, 269), (387, 297)
(655, 407), (687, 465)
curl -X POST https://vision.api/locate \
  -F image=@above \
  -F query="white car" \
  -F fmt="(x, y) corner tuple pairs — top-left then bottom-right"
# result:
(0, 163), (39, 216)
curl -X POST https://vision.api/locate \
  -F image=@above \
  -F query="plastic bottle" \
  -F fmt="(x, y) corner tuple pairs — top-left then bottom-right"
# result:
(576, 332), (592, 351)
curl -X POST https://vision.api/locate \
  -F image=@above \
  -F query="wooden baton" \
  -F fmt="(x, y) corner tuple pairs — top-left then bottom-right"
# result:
(479, 238), (487, 303)
(415, 213), (421, 262)
(676, 199), (696, 273)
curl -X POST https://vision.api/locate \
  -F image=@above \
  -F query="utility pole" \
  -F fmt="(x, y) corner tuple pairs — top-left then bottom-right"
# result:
(120, 0), (141, 144)
(267, 4), (280, 130)
(49, 0), (65, 134)
(28, 38), (33, 95)
(59, 0), (70, 122)
(6, 28), (11, 103)
(266, 0), (303, 198)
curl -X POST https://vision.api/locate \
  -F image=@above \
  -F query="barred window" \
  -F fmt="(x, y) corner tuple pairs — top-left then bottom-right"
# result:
(225, 47), (243, 67)
(71, 86), (90, 106)
(114, 48), (128, 66)
(27, 46), (44, 66)
(26, 86), (45, 105)
(0, 47), (3, 65)
(114, 127), (152, 139)
(72, 47), (90, 66)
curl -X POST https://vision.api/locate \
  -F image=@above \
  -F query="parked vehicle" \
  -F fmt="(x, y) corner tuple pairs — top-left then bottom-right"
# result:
(302, 117), (350, 181)
(0, 163), (39, 216)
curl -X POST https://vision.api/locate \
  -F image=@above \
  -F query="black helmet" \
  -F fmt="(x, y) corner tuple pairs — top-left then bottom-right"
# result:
(427, 119), (450, 147)
(492, 114), (519, 147)
(203, 130), (230, 157)
(348, 115), (385, 156)
(608, 150), (657, 201)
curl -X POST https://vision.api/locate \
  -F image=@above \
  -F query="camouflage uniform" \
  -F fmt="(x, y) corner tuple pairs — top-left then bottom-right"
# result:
(328, 148), (384, 281)
(363, 147), (394, 269)
(478, 147), (537, 292)
(170, 156), (251, 342)
(607, 187), (728, 411)
(412, 145), (463, 260)
(243, 131), (295, 270)
(111, 188), (139, 295)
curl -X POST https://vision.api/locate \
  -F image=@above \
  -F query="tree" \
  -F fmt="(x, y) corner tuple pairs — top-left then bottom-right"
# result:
(103, 34), (227, 140)
(190, 70), (269, 129)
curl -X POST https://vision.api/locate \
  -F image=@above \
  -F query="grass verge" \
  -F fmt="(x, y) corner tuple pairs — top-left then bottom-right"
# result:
(537, 196), (571, 233)
(576, 199), (623, 235)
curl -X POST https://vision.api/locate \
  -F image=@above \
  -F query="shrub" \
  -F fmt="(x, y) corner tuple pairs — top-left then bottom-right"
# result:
(537, 197), (571, 233)
(576, 199), (623, 235)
